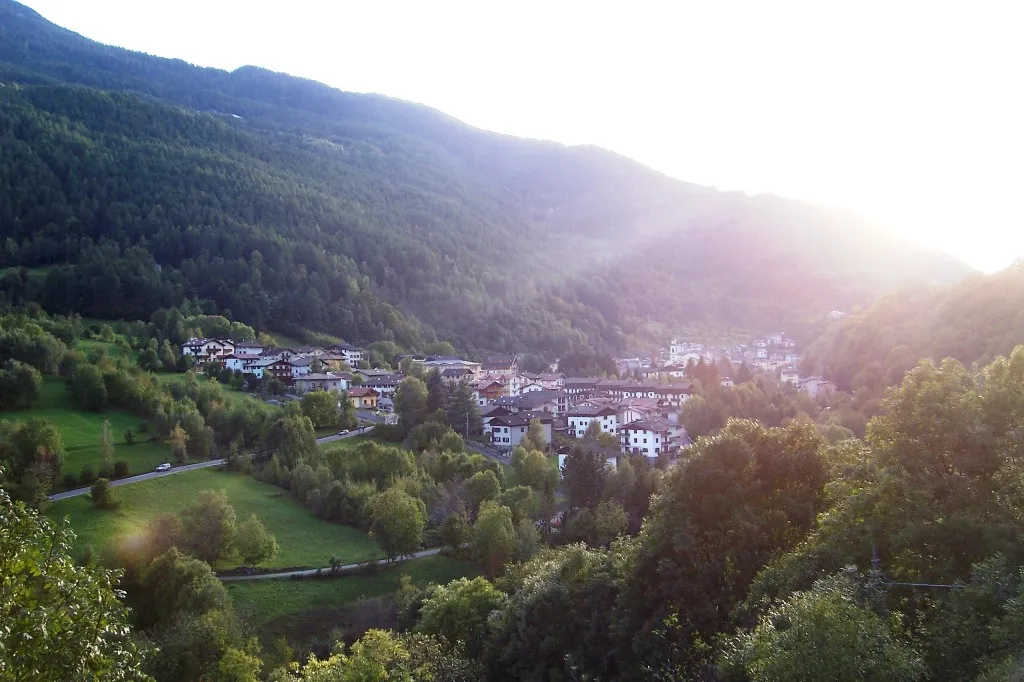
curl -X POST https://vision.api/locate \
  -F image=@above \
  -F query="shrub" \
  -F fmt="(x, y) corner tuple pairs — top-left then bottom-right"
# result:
(79, 465), (97, 485)
(90, 478), (118, 509)
(123, 430), (135, 445)
(113, 460), (131, 478)
(62, 472), (78, 488)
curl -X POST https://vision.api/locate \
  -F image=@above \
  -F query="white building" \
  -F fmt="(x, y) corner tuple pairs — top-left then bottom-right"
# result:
(294, 372), (350, 394)
(780, 367), (801, 386)
(329, 343), (364, 367)
(488, 413), (553, 450)
(224, 353), (261, 374)
(619, 418), (691, 459)
(181, 338), (235, 363)
(800, 377), (837, 399)
(567, 406), (618, 438)
(290, 356), (315, 379)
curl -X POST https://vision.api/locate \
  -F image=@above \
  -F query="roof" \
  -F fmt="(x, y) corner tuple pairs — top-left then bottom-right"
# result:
(481, 405), (513, 418)
(564, 378), (598, 387)
(568, 405), (617, 418)
(290, 357), (315, 367)
(517, 390), (568, 409)
(182, 337), (209, 346)
(234, 341), (262, 348)
(620, 418), (674, 432)
(441, 367), (472, 377)
(296, 373), (346, 382)
(482, 354), (518, 370)
(226, 353), (261, 360)
(348, 386), (379, 397)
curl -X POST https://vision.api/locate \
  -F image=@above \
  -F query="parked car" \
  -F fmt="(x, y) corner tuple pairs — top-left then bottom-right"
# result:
(155, 462), (171, 472)
(338, 429), (350, 436)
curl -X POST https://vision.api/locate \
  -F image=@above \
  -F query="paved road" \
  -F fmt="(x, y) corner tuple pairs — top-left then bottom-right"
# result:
(49, 459), (226, 501)
(315, 426), (372, 445)
(219, 547), (444, 581)
(48, 429), (373, 501)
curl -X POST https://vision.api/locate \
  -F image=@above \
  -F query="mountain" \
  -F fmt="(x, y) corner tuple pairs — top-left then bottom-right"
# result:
(801, 261), (1024, 396)
(0, 0), (973, 358)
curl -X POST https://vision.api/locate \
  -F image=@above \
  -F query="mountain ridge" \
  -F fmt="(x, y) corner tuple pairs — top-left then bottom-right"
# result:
(0, 0), (973, 358)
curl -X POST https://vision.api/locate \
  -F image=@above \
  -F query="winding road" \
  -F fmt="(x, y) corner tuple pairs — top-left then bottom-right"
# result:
(219, 547), (444, 582)
(48, 430), (366, 501)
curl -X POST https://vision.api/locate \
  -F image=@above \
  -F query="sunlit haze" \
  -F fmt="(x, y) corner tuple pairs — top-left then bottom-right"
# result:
(21, 0), (1024, 272)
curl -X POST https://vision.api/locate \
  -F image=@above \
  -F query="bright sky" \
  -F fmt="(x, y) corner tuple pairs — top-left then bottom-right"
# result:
(21, 0), (1024, 272)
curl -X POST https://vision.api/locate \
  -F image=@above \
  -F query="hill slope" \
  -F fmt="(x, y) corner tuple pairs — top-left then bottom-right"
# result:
(0, 0), (972, 357)
(801, 261), (1024, 394)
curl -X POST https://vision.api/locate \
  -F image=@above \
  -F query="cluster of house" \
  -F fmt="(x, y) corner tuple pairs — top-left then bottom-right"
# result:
(180, 337), (387, 409)
(617, 334), (835, 398)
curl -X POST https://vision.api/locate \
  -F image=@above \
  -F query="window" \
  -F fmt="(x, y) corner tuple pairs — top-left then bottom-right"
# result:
(634, 437), (638, 444)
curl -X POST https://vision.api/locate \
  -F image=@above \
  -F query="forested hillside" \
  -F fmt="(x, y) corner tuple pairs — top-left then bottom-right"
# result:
(0, 0), (970, 357)
(801, 261), (1024, 397)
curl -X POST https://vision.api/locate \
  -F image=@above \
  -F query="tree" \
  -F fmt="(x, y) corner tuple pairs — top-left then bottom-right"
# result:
(616, 419), (829, 674)
(466, 469), (501, 516)
(521, 418), (548, 453)
(426, 369), (446, 415)
(0, 416), (65, 489)
(471, 500), (516, 578)
(273, 629), (484, 681)
(68, 362), (108, 411)
(134, 546), (229, 629)
(0, 359), (41, 409)
(446, 379), (482, 437)
(370, 487), (426, 561)
(517, 449), (549, 490)
(169, 423), (189, 464)
(159, 338), (178, 370)
(439, 511), (470, 552)
(90, 477), (118, 509)
(0, 473), (147, 679)
(181, 489), (238, 564)
(416, 577), (508, 658)
(234, 513), (279, 565)
(300, 389), (341, 430)
(592, 500), (628, 546)
(513, 517), (541, 562)
(718, 576), (923, 682)
(394, 376), (428, 433)
(99, 418), (115, 473)
(562, 443), (608, 512)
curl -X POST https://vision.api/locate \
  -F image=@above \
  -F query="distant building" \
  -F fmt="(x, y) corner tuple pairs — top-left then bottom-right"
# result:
(294, 372), (351, 394)
(348, 386), (379, 409)
(619, 418), (691, 459)
(482, 354), (520, 377)
(567, 405), (618, 438)
(327, 342), (364, 367)
(488, 412), (553, 450)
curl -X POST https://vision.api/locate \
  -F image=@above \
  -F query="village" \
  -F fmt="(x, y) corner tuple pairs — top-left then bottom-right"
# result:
(179, 333), (837, 463)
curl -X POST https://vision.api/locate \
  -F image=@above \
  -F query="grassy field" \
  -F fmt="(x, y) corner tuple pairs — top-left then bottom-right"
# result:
(153, 372), (253, 408)
(227, 556), (480, 626)
(47, 468), (383, 568)
(319, 434), (376, 452)
(77, 338), (126, 358)
(1, 377), (164, 479)
(267, 331), (307, 350)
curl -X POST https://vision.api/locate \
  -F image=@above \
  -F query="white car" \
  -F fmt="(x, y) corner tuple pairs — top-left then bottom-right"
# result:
(155, 463), (171, 472)
(338, 429), (350, 436)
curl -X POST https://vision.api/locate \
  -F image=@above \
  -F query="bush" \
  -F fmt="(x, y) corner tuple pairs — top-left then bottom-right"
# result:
(79, 465), (97, 485)
(90, 478), (118, 509)
(113, 460), (131, 478)
(98, 465), (113, 480)
(123, 429), (135, 445)
(137, 422), (149, 434)
(62, 472), (78, 488)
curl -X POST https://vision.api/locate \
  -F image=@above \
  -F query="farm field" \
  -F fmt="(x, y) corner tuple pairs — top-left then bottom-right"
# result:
(226, 556), (480, 626)
(47, 468), (383, 568)
(1, 376), (164, 481)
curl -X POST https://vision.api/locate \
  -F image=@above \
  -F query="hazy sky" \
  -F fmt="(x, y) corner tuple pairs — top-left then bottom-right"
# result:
(21, 0), (1024, 272)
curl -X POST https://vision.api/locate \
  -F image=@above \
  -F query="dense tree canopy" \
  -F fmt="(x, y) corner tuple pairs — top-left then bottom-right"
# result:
(0, 0), (969, 360)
